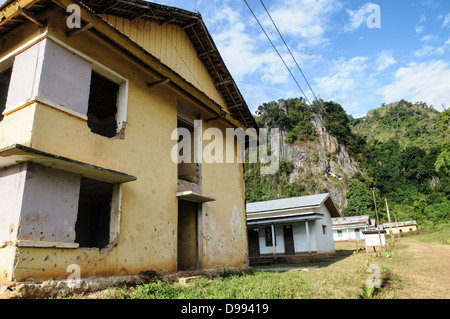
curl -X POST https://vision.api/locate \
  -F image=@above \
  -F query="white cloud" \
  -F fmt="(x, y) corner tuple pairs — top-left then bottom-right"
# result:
(415, 15), (427, 33)
(378, 60), (450, 111)
(344, 5), (368, 31)
(313, 56), (378, 114)
(414, 45), (435, 57)
(209, 6), (286, 84)
(415, 25), (424, 34)
(442, 12), (450, 28)
(344, 2), (378, 32)
(420, 34), (439, 42)
(376, 51), (397, 72)
(414, 38), (450, 57)
(314, 56), (369, 97)
(263, 0), (343, 47)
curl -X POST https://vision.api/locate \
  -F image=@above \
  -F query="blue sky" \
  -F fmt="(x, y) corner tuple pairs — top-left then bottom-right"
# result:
(150, 0), (450, 117)
(2, 0), (449, 117)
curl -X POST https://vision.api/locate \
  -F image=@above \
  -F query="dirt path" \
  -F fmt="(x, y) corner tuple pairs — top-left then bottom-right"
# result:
(389, 237), (450, 299)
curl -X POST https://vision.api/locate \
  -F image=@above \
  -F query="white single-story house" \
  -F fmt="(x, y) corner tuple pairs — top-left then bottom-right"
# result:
(246, 193), (340, 264)
(331, 215), (374, 241)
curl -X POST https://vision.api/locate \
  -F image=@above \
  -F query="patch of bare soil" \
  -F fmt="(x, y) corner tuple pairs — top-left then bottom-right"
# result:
(390, 237), (450, 299)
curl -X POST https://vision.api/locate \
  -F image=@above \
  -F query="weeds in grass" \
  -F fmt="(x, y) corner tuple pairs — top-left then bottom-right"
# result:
(360, 266), (395, 299)
(361, 285), (375, 299)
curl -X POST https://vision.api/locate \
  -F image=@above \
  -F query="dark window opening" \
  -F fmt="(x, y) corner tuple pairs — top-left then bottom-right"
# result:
(265, 227), (273, 247)
(177, 119), (200, 184)
(87, 71), (119, 138)
(75, 177), (113, 248)
(0, 68), (12, 122)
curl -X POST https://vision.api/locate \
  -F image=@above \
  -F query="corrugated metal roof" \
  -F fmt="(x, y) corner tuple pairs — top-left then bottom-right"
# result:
(331, 215), (371, 226)
(383, 220), (417, 228)
(247, 213), (323, 226)
(246, 193), (330, 214)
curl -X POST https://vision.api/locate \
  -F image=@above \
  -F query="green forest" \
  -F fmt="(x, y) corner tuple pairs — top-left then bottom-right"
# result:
(244, 98), (450, 228)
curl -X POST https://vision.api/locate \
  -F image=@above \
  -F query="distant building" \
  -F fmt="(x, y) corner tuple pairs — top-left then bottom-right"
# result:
(331, 215), (374, 241)
(383, 221), (417, 236)
(246, 193), (340, 264)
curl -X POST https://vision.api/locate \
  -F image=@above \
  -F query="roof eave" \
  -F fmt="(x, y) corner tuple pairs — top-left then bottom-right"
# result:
(0, 0), (258, 129)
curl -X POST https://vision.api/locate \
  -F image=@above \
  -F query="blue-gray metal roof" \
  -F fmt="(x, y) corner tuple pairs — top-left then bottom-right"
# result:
(383, 220), (417, 228)
(247, 213), (324, 226)
(246, 193), (339, 217)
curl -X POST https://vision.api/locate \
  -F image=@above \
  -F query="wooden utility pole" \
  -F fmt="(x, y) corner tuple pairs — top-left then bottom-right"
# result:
(385, 199), (394, 245)
(385, 198), (392, 224)
(372, 188), (383, 252)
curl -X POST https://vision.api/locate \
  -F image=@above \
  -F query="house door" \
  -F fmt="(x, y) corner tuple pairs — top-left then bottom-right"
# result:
(355, 228), (361, 239)
(177, 200), (198, 271)
(283, 225), (295, 255)
(248, 228), (260, 257)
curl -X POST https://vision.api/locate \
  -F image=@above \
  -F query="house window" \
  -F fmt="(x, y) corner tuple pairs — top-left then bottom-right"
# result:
(322, 225), (327, 235)
(265, 227), (273, 247)
(337, 230), (342, 237)
(0, 67), (12, 122)
(177, 118), (200, 183)
(87, 71), (120, 138)
(75, 177), (115, 248)
(176, 102), (201, 191)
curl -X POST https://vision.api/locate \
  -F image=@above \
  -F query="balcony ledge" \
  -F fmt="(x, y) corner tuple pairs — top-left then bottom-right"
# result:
(0, 144), (136, 184)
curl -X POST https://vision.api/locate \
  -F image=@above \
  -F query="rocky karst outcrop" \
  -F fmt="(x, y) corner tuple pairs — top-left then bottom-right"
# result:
(278, 114), (360, 210)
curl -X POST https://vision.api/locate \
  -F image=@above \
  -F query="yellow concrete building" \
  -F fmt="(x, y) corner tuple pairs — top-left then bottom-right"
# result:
(0, 0), (257, 288)
(383, 221), (418, 236)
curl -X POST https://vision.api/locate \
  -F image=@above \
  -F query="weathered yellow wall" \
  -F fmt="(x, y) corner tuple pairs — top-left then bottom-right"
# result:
(102, 15), (226, 109)
(200, 120), (248, 269)
(0, 104), (35, 149)
(0, 246), (16, 282)
(386, 225), (417, 235)
(0, 7), (248, 283)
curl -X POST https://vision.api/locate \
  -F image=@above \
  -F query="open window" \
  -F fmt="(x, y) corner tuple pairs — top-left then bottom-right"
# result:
(176, 102), (202, 194)
(86, 63), (128, 139)
(0, 66), (12, 122)
(265, 227), (273, 247)
(177, 118), (200, 184)
(87, 71), (120, 138)
(75, 177), (115, 249)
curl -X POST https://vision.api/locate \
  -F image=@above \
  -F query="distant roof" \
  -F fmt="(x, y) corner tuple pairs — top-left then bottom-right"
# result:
(0, 0), (257, 129)
(383, 220), (417, 228)
(331, 215), (371, 226)
(246, 193), (340, 218)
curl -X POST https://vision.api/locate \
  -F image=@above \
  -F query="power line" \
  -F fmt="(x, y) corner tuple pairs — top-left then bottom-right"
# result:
(259, 0), (325, 114)
(243, 0), (312, 105)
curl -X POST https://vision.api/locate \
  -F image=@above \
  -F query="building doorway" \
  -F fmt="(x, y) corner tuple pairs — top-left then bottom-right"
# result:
(248, 228), (260, 257)
(177, 200), (198, 270)
(283, 225), (295, 255)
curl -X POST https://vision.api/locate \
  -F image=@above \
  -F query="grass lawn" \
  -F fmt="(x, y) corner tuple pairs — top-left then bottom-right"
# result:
(80, 224), (449, 299)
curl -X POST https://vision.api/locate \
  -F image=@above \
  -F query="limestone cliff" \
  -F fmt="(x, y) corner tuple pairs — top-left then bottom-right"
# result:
(278, 114), (360, 210)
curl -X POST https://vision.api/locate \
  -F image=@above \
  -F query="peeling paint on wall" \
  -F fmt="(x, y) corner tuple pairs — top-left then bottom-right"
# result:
(230, 204), (242, 241)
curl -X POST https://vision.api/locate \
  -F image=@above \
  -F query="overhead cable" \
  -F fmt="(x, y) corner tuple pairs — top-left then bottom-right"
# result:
(259, 0), (326, 114)
(243, 0), (312, 105)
